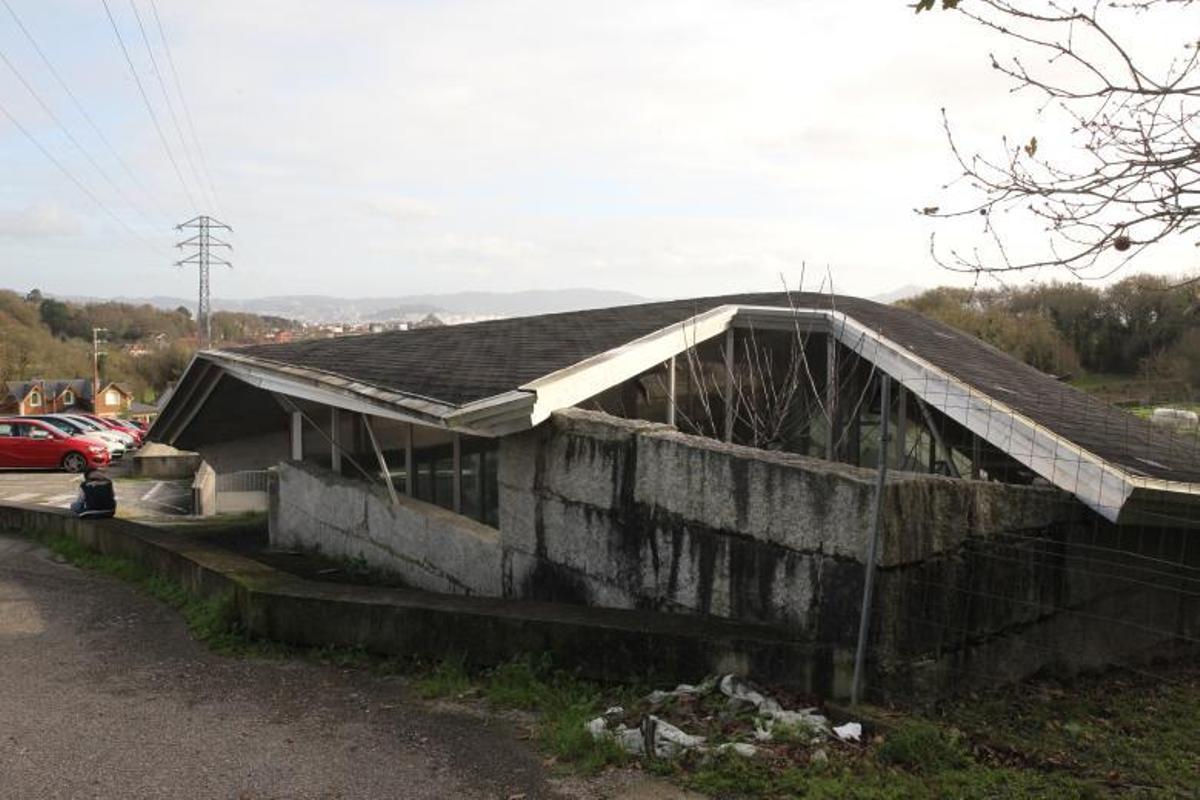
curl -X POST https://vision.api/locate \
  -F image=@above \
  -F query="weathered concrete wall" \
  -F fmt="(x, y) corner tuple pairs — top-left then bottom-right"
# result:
(192, 461), (215, 517)
(195, 431), (290, 473)
(130, 444), (202, 479)
(498, 409), (1077, 633)
(271, 461), (502, 596)
(269, 407), (1195, 699)
(216, 490), (269, 515)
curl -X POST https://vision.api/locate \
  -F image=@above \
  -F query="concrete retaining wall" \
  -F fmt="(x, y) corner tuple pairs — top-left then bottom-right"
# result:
(497, 410), (1078, 630)
(192, 461), (215, 517)
(271, 463), (503, 596)
(269, 408), (1196, 699)
(0, 503), (820, 693)
(131, 445), (202, 479)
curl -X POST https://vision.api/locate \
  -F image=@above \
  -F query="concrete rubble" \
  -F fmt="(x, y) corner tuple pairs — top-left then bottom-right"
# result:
(585, 674), (845, 759)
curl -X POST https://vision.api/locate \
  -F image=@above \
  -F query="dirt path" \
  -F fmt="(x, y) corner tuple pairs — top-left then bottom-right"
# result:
(0, 533), (644, 800)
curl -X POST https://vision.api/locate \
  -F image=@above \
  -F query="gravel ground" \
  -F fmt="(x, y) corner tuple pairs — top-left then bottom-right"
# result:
(0, 532), (691, 800)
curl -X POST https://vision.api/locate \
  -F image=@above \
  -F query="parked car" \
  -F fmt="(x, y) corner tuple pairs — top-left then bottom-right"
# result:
(25, 415), (126, 460)
(0, 418), (111, 472)
(59, 414), (138, 449)
(79, 413), (144, 446)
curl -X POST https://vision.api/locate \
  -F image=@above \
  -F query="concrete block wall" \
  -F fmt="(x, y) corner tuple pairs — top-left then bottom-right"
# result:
(497, 409), (1081, 640)
(271, 407), (1191, 698)
(272, 462), (503, 596)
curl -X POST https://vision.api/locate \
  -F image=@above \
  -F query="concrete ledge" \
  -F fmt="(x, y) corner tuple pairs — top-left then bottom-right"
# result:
(0, 502), (836, 693)
(131, 444), (202, 480)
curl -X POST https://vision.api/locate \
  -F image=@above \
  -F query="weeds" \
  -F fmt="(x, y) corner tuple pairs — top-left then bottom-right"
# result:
(875, 720), (968, 774)
(414, 657), (472, 699)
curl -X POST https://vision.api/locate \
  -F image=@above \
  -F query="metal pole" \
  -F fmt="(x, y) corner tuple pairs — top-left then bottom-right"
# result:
(362, 414), (400, 508)
(666, 356), (677, 427)
(723, 328), (735, 442)
(851, 374), (890, 706)
(825, 334), (838, 461)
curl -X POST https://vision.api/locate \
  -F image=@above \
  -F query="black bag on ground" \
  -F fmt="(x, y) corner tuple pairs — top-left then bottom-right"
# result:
(72, 470), (116, 519)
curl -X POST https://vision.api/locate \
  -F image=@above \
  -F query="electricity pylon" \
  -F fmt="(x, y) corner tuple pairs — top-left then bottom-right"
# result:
(174, 215), (231, 349)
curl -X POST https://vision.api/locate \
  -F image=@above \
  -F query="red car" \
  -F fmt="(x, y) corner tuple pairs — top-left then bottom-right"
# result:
(80, 413), (144, 446)
(0, 418), (111, 472)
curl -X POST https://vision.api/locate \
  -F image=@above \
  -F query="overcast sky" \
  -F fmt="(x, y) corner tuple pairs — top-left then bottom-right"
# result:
(0, 0), (1190, 302)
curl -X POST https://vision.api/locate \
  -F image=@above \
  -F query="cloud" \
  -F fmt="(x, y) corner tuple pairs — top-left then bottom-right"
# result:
(0, 0), (1185, 300)
(366, 196), (439, 223)
(0, 204), (84, 238)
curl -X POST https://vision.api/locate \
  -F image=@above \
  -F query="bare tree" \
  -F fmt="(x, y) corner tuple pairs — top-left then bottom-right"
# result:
(917, 0), (1200, 280)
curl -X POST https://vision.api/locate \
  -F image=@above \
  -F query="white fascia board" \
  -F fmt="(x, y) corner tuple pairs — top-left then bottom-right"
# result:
(210, 351), (457, 418)
(147, 351), (204, 442)
(445, 390), (536, 435)
(210, 356), (493, 437)
(825, 309), (1138, 522)
(520, 304), (740, 427)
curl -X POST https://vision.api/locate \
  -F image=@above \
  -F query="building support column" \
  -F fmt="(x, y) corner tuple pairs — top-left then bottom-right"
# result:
(666, 356), (677, 427)
(971, 434), (982, 480)
(723, 328), (735, 442)
(916, 397), (959, 478)
(330, 408), (342, 474)
(290, 410), (303, 461)
(452, 433), (462, 514)
(894, 384), (907, 470)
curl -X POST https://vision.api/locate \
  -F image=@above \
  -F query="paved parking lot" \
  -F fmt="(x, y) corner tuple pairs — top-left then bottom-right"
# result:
(0, 462), (192, 518)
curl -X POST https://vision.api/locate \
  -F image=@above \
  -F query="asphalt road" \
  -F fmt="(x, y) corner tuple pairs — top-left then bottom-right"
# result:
(0, 462), (192, 518)
(0, 533), (637, 800)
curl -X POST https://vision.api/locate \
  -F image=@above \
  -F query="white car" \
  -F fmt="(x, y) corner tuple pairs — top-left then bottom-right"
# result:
(61, 414), (138, 450)
(35, 415), (127, 460)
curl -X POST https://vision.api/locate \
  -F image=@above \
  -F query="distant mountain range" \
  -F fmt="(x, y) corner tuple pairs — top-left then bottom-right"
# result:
(57, 288), (650, 324)
(56, 284), (925, 324)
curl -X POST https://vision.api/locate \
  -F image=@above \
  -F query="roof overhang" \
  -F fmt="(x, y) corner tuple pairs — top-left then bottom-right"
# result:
(150, 304), (1200, 526)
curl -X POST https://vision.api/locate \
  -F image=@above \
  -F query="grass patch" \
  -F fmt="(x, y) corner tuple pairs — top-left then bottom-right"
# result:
(414, 657), (473, 699)
(875, 720), (968, 774)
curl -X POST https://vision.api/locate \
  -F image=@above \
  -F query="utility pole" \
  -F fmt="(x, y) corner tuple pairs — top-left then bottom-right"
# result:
(174, 215), (232, 349)
(91, 326), (108, 400)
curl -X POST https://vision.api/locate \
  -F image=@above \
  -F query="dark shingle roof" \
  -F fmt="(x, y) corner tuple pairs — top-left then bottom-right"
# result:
(229, 292), (1200, 483)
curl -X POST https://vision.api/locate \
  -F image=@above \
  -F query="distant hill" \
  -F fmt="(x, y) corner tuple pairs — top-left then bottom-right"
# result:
(0, 290), (299, 403)
(60, 288), (650, 324)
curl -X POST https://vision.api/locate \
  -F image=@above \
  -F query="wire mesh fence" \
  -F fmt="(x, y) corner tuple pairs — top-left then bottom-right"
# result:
(579, 294), (1200, 702)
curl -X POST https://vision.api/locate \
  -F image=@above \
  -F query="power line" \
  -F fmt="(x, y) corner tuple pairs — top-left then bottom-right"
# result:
(147, 0), (221, 214)
(0, 0), (173, 225)
(0, 41), (162, 232)
(99, 0), (197, 212)
(0, 93), (159, 253)
(127, 0), (209, 211)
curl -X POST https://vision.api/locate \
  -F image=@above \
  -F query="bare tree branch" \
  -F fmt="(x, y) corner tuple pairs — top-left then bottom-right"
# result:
(918, 0), (1200, 278)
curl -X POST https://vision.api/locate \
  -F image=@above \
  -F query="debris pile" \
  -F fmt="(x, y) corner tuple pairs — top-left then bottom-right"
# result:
(585, 674), (861, 759)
